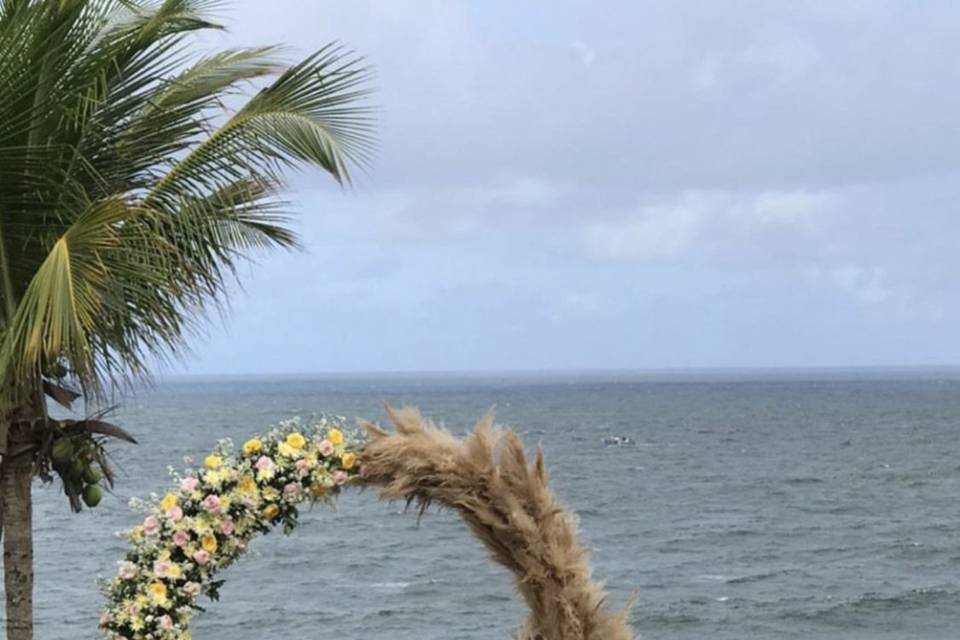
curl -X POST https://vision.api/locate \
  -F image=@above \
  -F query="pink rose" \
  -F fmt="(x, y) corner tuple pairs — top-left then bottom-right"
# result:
(181, 477), (199, 492)
(318, 440), (334, 457)
(202, 494), (222, 513)
(183, 581), (202, 597)
(193, 550), (210, 565)
(219, 518), (235, 535)
(172, 530), (190, 547)
(153, 560), (171, 578)
(333, 470), (348, 486)
(283, 482), (300, 497)
(255, 456), (275, 472)
(295, 459), (311, 473)
(159, 615), (173, 630)
(165, 506), (183, 522)
(143, 516), (160, 536)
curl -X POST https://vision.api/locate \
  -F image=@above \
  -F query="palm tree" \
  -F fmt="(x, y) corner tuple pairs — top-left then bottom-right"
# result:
(0, 1), (372, 637)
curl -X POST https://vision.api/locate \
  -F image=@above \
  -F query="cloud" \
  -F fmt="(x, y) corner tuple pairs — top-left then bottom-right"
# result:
(583, 199), (701, 262)
(581, 189), (839, 263)
(300, 176), (570, 241)
(804, 264), (894, 305)
(170, 1), (960, 372)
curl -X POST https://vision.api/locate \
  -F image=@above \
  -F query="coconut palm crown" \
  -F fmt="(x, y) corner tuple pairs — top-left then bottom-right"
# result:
(0, 1), (372, 637)
(0, 0), (372, 407)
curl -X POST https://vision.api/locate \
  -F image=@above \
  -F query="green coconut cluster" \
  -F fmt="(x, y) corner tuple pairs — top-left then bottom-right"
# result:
(51, 433), (105, 508)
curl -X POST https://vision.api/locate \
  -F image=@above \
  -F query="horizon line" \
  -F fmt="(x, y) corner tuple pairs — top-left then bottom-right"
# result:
(155, 364), (960, 380)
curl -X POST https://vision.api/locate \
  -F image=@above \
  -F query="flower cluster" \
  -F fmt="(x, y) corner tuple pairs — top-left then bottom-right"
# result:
(100, 417), (364, 640)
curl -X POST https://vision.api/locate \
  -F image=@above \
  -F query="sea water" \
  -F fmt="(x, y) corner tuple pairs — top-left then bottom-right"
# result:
(12, 371), (960, 638)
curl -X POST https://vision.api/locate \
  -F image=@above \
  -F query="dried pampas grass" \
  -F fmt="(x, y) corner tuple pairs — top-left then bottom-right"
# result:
(360, 406), (635, 640)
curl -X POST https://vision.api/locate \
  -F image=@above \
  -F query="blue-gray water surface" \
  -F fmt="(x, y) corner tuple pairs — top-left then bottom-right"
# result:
(12, 371), (960, 638)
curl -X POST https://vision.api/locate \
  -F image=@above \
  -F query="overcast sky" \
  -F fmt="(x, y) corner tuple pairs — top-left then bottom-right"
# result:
(176, 1), (960, 374)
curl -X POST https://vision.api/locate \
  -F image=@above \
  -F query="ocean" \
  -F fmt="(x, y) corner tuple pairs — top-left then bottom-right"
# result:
(14, 371), (960, 638)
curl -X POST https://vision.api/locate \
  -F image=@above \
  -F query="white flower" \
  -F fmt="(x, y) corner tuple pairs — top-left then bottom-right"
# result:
(117, 561), (138, 580)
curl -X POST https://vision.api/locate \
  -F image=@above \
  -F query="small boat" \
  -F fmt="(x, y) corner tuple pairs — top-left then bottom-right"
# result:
(602, 435), (635, 447)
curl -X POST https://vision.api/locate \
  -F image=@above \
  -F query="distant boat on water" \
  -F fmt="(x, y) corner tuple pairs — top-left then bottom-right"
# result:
(602, 435), (635, 447)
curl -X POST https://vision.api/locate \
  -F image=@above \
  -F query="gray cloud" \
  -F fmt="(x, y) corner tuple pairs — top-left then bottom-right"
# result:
(176, 1), (960, 373)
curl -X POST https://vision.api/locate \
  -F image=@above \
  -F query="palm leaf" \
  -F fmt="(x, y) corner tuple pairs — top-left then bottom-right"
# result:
(150, 43), (375, 204)
(0, 199), (138, 388)
(0, 0), (373, 408)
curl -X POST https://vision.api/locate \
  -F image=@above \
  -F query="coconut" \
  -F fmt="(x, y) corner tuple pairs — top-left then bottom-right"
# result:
(67, 458), (84, 479)
(83, 465), (102, 484)
(82, 484), (103, 508)
(51, 438), (74, 464)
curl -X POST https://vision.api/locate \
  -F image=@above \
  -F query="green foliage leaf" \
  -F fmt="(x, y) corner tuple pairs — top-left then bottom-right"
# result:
(0, 0), (373, 407)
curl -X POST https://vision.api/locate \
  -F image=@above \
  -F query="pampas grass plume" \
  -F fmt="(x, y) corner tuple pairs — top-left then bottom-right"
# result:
(360, 406), (635, 640)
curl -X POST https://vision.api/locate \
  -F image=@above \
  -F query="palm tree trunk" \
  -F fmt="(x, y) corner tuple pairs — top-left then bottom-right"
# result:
(2, 417), (35, 640)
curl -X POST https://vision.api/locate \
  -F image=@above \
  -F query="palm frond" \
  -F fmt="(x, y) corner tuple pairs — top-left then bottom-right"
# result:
(0, 0), (374, 408)
(0, 198), (136, 389)
(150, 43), (375, 204)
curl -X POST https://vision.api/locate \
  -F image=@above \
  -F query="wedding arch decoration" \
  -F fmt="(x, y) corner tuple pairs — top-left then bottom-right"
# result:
(360, 407), (635, 640)
(100, 408), (635, 640)
(99, 416), (362, 639)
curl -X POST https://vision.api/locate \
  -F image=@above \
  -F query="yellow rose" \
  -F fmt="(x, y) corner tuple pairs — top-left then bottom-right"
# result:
(341, 452), (356, 470)
(192, 517), (211, 533)
(242, 438), (263, 455)
(204, 455), (223, 470)
(286, 432), (306, 449)
(201, 533), (218, 553)
(239, 476), (257, 494)
(263, 504), (279, 520)
(327, 429), (343, 446)
(205, 470), (224, 488)
(160, 493), (178, 511)
(148, 581), (167, 602)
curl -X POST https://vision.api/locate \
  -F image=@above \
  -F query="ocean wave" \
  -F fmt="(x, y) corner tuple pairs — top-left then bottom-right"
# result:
(634, 610), (703, 626)
(694, 573), (728, 582)
(726, 570), (790, 585)
(780, 588), (960, 622)
(369, 581), (412, 590)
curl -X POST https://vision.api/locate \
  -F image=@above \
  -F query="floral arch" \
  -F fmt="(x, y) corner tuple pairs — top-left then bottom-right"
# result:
(99, 417), (360, 639)
(100, 409), (634, 640)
